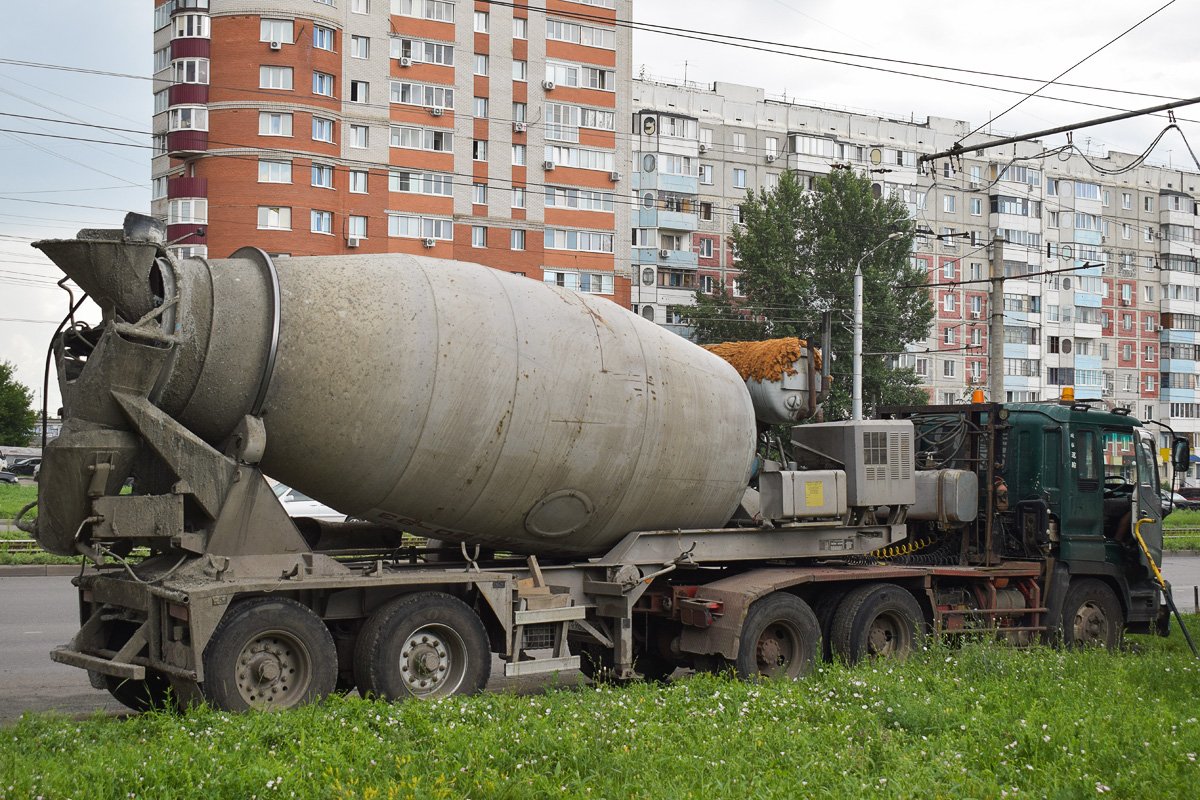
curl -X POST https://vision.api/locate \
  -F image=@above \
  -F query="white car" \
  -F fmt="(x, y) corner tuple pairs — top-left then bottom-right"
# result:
(272, 483), (345, 522)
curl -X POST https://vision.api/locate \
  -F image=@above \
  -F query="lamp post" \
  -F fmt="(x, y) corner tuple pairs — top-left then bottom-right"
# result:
(853, 231), (905, 420)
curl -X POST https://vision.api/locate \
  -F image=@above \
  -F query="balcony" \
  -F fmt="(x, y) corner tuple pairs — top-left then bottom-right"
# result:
(168, 83), (208, 105)
(167, 129), (208, 156)
(170, 37), (209, 60)
(167, 176), (207, 199)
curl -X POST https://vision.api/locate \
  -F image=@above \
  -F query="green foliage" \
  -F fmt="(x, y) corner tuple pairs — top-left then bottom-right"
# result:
(4, 632), (1200, 799)
(0, 484), (37, 519)
(681, 168), (934, 419)
(0, 360), (37, 446)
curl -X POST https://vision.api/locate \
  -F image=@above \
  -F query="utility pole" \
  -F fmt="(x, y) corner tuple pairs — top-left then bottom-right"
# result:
(989, 234), (1005, 403)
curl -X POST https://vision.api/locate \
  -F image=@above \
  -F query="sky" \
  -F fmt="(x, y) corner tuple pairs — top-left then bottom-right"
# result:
(1, 0), (1198, 413)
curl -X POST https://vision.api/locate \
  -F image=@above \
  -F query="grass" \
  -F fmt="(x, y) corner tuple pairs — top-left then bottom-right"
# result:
(0, 483), (36, 520)
(3, 622), (1200, 800)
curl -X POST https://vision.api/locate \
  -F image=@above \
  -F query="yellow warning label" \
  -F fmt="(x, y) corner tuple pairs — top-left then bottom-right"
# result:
(804, 480), (824, 508)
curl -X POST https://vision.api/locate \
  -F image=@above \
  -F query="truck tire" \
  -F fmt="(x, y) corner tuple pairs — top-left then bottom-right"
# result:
(830, 582), (923, 665)
(812, 589), (846, 661)
(1060, 579), (1123, 651)
(733, 592), (820, 680)
(354, 592), (491, 700)
(201, 597), (337, 712)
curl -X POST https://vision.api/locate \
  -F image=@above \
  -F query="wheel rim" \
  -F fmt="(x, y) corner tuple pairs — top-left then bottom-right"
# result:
(754, 620), (804, 679)
(235, 629), (312, 710)
(400, 624), (468, 698)
(1073, 601), (1110, 645)
(865, 611), (909, 659)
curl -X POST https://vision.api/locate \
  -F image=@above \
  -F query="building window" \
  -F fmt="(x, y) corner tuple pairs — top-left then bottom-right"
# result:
(390, 80), (455, 109)
(312, 117), (334, 142)
(511, 229), (526, 250)
(388, 170), (453, 196)
(349, 170), (368, 193)
(348, 215), (367, 239)
(311, 210), (333, 234)
(1144, 196), (1154, 212)
(174, 14), (210, 38)
(350, 35), (369, 59)
(313, 71), (335, 97)
(167, 198), (207, 224)
(473, 140), (488, 161)
(167, 106), (208, 131)
(699, 238), (713, 258)
(969, 198), (982, 216)
(944, 327), (956, 345)
(699, 165), (713, 185)
(351, 0), (369, 13)
(733, 168), (746, 188)
(943, 293), (957, 312)
(152, 177), (168, 199)
(1145, 345), (1156, 363)
(390, 125), (452, 152)
(512, 187), (526, 208)
(171, 58), (209, 84)
(513, 102), (526, 122)
(258, 206), (291, 230)
(512, 60), (528, 81)
(473, 97), (488, 118)
(349, 125), (368, 148)
(474, 11), (489, 32)
(733, 132), (746, 152)
(511, 144), (526, 165)
(944, 195), (955, 213)
(260, 19), (293, 44)
(259, 112), (293, 136)
(260, 66), (293, 90)
(472, 226), (487, 247)
(153, 47), (170, 73)
(474, 54), (489, 76)
(311, 164), (333, 188)
(350, 81), (369, 103)
(313, 26), (334, 50)
(473, 183), (487, 205)
(545, 18), (615, 49)
(514, 17), (528, 39)
(944, 360), (956, 378)
(1121, 192), (1131, 209)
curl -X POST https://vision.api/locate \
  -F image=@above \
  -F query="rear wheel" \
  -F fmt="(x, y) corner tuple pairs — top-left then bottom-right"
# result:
(354, 592), (490, 700)
(201, 597), (337, 712)
(1061, 579), (1123, 651)
(830, 583), (923, 665)
(733, 592), (819, 680)
(105, 671), (174, 713)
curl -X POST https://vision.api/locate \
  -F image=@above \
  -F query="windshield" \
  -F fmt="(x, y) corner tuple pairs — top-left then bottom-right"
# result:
(1102, 430), (1136, 482)
(1136, 432), (1160, 495)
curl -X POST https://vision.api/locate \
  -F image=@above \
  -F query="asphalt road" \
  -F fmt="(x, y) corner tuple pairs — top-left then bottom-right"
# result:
(3, 560), (1199, 724)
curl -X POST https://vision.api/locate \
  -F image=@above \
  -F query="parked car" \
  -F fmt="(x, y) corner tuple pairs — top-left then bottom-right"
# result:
(0, 471), (18, 485)
(1178, 486), (1200, 502)
(8, 457), (40, 477)
(272, 483), (344, 521)
(1162, 490), (1199, 514)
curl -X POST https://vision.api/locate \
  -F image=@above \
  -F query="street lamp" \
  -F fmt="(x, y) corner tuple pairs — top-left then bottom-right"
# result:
(853, 231), (905, 421)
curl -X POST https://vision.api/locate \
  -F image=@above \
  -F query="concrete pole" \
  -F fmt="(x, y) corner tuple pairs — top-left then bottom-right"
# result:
(853, 264), (864, 420)
(989, 233), (1005, 402)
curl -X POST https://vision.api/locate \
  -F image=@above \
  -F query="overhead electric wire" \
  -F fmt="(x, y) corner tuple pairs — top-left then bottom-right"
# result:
(960, 0), (1177, 143)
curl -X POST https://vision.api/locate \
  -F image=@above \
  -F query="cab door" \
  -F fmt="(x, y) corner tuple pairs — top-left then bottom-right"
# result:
(1133, 428), (1163, 567)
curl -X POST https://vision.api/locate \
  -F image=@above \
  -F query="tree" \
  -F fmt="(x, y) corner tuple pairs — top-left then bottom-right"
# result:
(0, 360), (37, 446)
(681, 168), (934, 419)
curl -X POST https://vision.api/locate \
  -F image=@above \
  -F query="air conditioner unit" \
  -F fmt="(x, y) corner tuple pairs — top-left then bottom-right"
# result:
(1120, 298), (1130, 306)
(766, 154), (777, 162)
(698, 143), (708, 153)
(398, 57), (413, 67)
(269, 40), (283, 51)
(609, 170), (623, 182)
(1155, 323), (1163, 332)
(970, 310), (981, 319)
(543, 160), (556, 171)
(422, 238), (436, 248)
(659, 249), (671, 258)
(428, 106), (444, 116)
(542, 79), (555, 91)
(347, 237), (361, 248)
(513, 121), (528, 133)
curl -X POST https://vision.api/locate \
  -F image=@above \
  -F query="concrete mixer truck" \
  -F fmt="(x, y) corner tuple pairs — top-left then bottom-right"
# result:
(21, 213), (1187, 712)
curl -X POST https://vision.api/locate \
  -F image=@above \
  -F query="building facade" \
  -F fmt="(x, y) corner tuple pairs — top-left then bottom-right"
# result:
(631, 78), (1200, 457)
(151, 0), (632, 303)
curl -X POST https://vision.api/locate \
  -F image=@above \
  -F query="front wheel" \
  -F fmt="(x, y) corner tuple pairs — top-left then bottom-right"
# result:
(1060, 579), (1123, 651)
(733, 592), (819, 680)
(354, 592), (491, 700)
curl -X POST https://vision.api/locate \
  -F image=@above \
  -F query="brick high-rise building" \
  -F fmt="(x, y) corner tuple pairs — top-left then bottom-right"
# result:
(151, 0), (632, 304)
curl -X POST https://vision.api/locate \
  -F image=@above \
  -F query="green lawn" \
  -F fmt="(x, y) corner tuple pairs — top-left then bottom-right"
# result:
(4, 622), (1199, 800)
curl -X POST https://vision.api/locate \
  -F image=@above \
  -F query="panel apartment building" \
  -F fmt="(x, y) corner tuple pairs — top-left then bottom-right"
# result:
(631, 79), (1200, 454)
(150, 0), (632, 303)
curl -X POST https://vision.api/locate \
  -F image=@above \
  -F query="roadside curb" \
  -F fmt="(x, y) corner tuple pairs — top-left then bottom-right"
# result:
(0, 565), (86, 577)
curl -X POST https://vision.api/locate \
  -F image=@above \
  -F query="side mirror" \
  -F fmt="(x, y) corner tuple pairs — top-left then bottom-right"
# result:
(1171, 436), (1191, 473)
